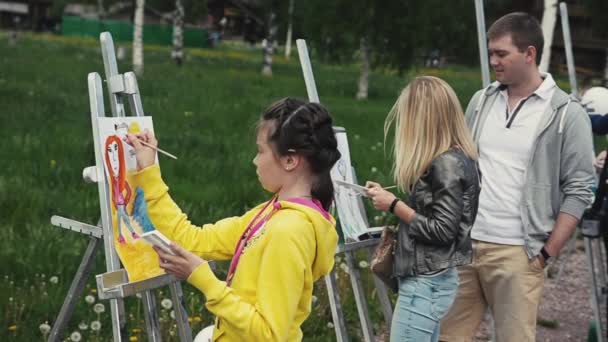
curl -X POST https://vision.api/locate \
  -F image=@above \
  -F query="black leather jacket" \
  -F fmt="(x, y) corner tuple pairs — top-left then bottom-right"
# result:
(394, 148), (480, 277)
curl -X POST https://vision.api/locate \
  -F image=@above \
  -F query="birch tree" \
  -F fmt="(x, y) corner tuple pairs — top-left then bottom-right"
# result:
(132, 0), (145, 76)
(171, 0), (185, 66)
(261, 11), (277, 76)
(284, 0), (295, 59)
(539, 0), (558, 73)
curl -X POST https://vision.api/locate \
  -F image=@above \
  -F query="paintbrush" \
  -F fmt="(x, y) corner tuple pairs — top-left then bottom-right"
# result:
(138, 138), (178, 160)
(127, 137), (178, 160)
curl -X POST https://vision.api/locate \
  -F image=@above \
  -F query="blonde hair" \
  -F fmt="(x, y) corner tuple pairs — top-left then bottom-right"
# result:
(384, 76), (478, 192)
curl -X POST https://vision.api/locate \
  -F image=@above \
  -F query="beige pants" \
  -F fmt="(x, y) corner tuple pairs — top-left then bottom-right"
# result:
(439, 240), (545, 342)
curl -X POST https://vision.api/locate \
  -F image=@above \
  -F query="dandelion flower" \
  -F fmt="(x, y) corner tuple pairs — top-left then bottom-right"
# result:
(93, 303), (105, 314)
(327, 322), (334, 329)
(70, 331), (82, 341)
(78, 322), (88, 330)
(359, 260), (369, 269)
(161, 298), (173, 310)
(194, 316), (202, 322)
(8, 325), (17, 331)
(49, 276), (59, 284)
(371, 167), (378, 173)
(129, 336), (138, 341)
(132, 328), (141, 333)
(170, 310), (176, 319)
(90, 321), (101, 331)
(311, 295), (318, 304)
(39, 322), (51, 334)
(85, 295), (95, 305)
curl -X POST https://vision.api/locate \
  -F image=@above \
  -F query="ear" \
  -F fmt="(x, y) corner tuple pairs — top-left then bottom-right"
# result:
(525, 46), (537, 65)
(281, 153), (302, 172)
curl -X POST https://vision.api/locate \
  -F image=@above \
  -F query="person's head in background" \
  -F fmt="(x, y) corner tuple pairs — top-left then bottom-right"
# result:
(487, 12), (543, 87)
(384, 76), (478, 191)
(254, 98), (341, 210)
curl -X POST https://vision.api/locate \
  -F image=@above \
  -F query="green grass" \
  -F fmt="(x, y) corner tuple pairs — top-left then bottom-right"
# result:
(0, 31), (585, 341)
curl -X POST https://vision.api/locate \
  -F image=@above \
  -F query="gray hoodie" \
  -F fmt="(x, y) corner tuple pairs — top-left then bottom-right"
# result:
(465, 82), (595, 258)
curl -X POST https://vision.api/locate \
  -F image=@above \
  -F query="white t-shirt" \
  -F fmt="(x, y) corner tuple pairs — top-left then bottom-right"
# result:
(471, 73), (557, 245)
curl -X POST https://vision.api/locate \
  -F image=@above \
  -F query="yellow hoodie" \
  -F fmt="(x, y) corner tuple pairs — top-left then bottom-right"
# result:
(130, 165), (338, 341)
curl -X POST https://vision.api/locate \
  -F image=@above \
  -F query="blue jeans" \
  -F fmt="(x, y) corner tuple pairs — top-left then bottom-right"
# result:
(390, 268), (459, 342)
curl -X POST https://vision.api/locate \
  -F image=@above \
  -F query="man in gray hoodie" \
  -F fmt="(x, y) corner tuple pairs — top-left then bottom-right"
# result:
(439, 12), (595, 342)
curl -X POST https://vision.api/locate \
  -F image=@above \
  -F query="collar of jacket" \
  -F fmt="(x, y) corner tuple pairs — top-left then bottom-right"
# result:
(471, 81), (579, 139)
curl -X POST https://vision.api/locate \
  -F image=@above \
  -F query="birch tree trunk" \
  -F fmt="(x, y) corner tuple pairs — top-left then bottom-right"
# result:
(285, 0), (295, 59)
(261, 12), (277, 77)
(133, 0), (145, 76)
(171, 0), (185, 66)
(356, 37), (370, 100)
(539, 0), (558, 72)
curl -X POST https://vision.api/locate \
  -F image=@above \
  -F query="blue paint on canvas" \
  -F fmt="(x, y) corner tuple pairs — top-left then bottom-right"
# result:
(131, 187), (156, 233)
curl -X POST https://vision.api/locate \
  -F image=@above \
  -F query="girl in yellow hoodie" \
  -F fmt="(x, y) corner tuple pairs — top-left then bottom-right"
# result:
(126, 98), (340, 341)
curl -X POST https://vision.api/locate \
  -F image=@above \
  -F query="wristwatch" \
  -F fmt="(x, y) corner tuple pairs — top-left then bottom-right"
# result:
(540, 246), (552, 265)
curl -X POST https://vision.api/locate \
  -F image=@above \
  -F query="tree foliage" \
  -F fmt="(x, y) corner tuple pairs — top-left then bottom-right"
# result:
(297, 0), (479, 71)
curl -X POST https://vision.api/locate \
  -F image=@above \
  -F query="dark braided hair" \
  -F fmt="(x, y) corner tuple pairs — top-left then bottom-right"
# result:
(258, 98), (341, 211)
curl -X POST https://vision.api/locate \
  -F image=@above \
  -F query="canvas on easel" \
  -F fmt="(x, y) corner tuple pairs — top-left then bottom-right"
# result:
(45, 32), (193, 342)
(98, 116), (164, 282)
(330, 131), (370, 241)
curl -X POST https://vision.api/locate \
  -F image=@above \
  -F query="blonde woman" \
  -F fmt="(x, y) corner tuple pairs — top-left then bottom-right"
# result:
(366, 76), (480, 342)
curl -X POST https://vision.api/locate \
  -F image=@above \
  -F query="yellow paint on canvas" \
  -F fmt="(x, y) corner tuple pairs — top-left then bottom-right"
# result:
(128, 122), (141, 134)
(110, 175), (164, 282)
